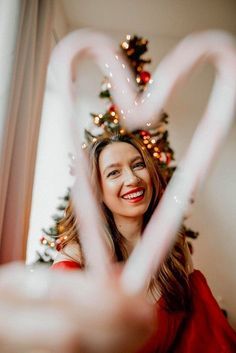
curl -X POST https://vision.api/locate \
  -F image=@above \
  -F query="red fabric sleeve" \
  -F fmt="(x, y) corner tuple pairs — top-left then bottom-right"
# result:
(51, 260), (82, 271)
(173, 270), (236, 353)
(138, 270), (236, 353)
(137, 297), (186, 353)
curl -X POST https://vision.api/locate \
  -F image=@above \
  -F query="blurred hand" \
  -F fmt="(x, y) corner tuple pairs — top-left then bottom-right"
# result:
(0, 263), (155, 353)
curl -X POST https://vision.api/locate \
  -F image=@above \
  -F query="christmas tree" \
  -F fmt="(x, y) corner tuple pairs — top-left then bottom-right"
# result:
(85, 34), (176, 182)
(35, 189), (70, 265)
(36, 34), (198, 264)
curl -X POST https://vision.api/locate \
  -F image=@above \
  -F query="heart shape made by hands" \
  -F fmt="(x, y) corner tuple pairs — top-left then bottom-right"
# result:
(51, 29), (236, 294)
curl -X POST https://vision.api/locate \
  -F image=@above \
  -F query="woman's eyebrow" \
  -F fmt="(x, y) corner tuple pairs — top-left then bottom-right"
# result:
(103, 163), (121, 175)
(103, 156), (142, 175)
(130, 156), (142, 163)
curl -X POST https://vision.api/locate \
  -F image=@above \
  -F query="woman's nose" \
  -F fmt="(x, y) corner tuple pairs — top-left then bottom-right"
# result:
(123, 169), (140, 186)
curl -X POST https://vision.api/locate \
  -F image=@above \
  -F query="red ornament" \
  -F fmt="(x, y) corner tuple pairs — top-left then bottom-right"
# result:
(40, 236), (45, 243)
(166, 152), (172, 165)
(109, 104), (116, 113)
(56, 238), (62, 251)
(139, 71), (151, 84)
(140, 130), (150, 137)
(56, 243), (62, 251)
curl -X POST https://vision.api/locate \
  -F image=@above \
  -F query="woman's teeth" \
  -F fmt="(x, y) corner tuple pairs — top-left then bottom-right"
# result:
(123, 190), (144, 200)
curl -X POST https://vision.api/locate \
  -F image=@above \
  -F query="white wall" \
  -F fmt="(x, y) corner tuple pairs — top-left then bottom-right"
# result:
(28, 4), (236, 328)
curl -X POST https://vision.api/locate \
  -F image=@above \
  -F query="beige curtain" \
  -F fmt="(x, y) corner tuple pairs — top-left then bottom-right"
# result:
(0, 0), (54, 263)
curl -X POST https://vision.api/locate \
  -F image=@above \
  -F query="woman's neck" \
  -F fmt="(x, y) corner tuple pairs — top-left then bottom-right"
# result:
(113, 215), (143, 254)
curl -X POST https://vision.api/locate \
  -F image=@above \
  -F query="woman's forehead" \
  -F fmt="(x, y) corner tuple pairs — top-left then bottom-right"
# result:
(99, 142), (141, 168)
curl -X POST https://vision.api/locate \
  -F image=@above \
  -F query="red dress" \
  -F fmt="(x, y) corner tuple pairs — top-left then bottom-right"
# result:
(52, 261), (236, 352)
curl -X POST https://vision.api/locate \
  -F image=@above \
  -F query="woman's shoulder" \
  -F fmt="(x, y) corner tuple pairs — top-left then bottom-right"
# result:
(147, 269), (236, 352)
(52, 242), (83, 271)
(175, 269), (236, 351)
(188, 268), (213, 290)
(52, 260), (81, 270)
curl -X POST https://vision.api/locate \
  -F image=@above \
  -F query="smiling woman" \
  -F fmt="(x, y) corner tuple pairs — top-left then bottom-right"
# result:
(52, 133), (236, 352)
(53, 134), (190, 310)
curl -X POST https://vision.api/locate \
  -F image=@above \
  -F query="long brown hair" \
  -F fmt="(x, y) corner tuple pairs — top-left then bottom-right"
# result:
(58, 134), (191, 312)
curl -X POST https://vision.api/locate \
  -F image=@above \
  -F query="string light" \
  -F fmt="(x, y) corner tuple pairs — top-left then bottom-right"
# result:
(94, 116), (100, 124)
(122, 41), (129, 49)
(153, 152), (160, 158)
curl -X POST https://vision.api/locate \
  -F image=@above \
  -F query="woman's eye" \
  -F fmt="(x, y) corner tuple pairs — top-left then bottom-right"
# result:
(133, 162), (145, 169)
(107, 170), (119, 178)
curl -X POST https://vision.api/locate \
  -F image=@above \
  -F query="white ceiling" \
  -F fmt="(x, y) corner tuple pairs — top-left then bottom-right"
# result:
(60, 0), (236, 38)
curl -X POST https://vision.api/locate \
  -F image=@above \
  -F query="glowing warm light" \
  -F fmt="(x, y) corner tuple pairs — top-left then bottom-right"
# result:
(153, 152), (160, 158)
(122, 41), (129, 49)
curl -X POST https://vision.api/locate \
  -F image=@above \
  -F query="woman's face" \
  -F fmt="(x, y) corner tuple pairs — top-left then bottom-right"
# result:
(99, 142), (153, 220)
